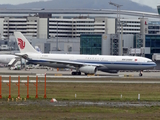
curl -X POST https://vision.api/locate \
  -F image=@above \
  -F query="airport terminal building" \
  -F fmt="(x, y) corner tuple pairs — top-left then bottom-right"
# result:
(0, 8), (160, 62)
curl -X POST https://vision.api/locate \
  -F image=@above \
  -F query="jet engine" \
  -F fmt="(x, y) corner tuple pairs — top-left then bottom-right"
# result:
(79, 66), (97, 74)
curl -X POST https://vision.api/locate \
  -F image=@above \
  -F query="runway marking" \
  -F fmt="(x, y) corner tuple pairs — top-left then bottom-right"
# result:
(2, 80), (160, 84)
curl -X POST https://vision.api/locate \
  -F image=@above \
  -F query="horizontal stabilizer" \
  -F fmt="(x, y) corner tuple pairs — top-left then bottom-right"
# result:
(15, 53), (29, 59)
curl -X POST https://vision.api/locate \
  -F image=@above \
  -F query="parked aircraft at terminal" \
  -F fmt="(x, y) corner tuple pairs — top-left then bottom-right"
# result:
(14, 32), (156, 76)
(0, 54), (17, 65)
(0, 46), (42, 65)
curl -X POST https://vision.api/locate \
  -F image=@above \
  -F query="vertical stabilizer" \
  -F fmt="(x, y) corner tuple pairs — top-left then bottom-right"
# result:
(14, 32), (40, 53)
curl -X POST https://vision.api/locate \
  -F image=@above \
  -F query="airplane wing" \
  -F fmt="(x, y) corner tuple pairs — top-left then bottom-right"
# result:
(15, 53), (104, 67)
(44, 59), (104, 67)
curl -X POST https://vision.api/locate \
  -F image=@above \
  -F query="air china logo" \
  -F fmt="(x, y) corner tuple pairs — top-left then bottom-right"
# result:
(18, 38), (25, 49)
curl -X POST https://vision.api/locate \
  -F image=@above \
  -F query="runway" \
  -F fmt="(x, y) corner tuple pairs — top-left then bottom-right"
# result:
(0, 67), (160, 77)
(0, 68), (160, 82)
(2, 80), (160, 84)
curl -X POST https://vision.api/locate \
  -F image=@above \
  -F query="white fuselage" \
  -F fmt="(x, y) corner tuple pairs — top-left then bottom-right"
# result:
(26, 53), (156, 71)
(0, 54), (16, 64)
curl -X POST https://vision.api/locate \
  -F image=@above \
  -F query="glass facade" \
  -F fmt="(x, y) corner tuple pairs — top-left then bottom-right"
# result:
(133, 34), (143, 48)
(80, 34), (102, 55)
(158, 7), (160, 15)
(145, 35), (160, 59)
(148, 21), (160, 34)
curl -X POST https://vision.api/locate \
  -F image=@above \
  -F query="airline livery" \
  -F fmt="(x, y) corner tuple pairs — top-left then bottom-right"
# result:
(18, 38), (25, 49)
(14, 32), (156, 76)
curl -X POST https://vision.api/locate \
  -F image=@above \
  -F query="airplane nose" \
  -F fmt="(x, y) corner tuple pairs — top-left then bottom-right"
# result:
(153, 62), (156, 67)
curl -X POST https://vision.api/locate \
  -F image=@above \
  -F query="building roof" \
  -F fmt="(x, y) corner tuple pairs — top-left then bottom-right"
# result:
(0, 8), (159, 18)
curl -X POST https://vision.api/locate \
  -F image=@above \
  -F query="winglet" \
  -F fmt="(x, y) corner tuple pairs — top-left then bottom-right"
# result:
(14, 32), (40, 54)
(35, 46), (42, 53)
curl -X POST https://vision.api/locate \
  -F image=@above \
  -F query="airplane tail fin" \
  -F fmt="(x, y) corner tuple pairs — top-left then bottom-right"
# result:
(14, 32), (40, 54)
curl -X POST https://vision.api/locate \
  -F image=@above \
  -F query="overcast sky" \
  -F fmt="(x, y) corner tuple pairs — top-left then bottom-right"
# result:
(0, 0), (160, 9)
(131, 0), (160, 9)
(0, 0), (49, 5)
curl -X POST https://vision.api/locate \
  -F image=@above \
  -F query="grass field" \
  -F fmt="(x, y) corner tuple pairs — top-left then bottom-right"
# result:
(1, 81), (160, 119)
(0, 105), (160, 120)
(1, 82), (160, 101)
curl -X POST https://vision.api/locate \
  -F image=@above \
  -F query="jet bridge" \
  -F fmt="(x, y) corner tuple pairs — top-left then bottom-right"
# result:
(152, 54), (160, 70)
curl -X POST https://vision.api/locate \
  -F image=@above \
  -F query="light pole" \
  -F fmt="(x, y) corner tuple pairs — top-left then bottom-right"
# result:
(109, 1), (123, 56)
(109, 1), (123, 34)
(56, 22), (59, 51)
(119, 22), (127, 55)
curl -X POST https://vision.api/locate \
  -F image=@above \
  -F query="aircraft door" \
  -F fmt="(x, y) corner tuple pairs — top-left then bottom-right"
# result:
(44, 43), (50, 53)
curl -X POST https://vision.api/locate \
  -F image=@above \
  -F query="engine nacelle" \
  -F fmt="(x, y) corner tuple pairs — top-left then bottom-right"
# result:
(79, 66), (97, 74)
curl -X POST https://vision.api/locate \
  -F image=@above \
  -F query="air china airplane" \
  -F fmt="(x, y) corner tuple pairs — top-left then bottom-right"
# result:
(14, 32), (156, 76)
(0, 46), (42, 65)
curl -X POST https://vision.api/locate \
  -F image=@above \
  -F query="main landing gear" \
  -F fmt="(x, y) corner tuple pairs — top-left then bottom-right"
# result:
(139, 70), (143, 77)
(71, 67), (81, 75)
(72, 72), (81, 75)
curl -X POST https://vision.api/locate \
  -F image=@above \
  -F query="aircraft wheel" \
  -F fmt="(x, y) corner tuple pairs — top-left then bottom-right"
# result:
(139, 71), (143, 77)
(139, 73), (142, 76)
(72, 72), (81, 75)
(72, 72), (75, 75)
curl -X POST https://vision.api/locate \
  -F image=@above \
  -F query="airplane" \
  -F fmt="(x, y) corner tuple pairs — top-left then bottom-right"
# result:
(0, 46), (42, 65)
(0, 54), (17, 65)
(14, 31), (156, 76)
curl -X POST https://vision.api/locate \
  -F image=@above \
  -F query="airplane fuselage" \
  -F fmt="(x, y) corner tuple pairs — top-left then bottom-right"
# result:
(26, 53), (156, 71)
(0, 55), (16, 64)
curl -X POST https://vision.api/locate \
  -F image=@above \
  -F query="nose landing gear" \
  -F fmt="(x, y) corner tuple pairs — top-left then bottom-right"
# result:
(139, 71), (143, 77)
